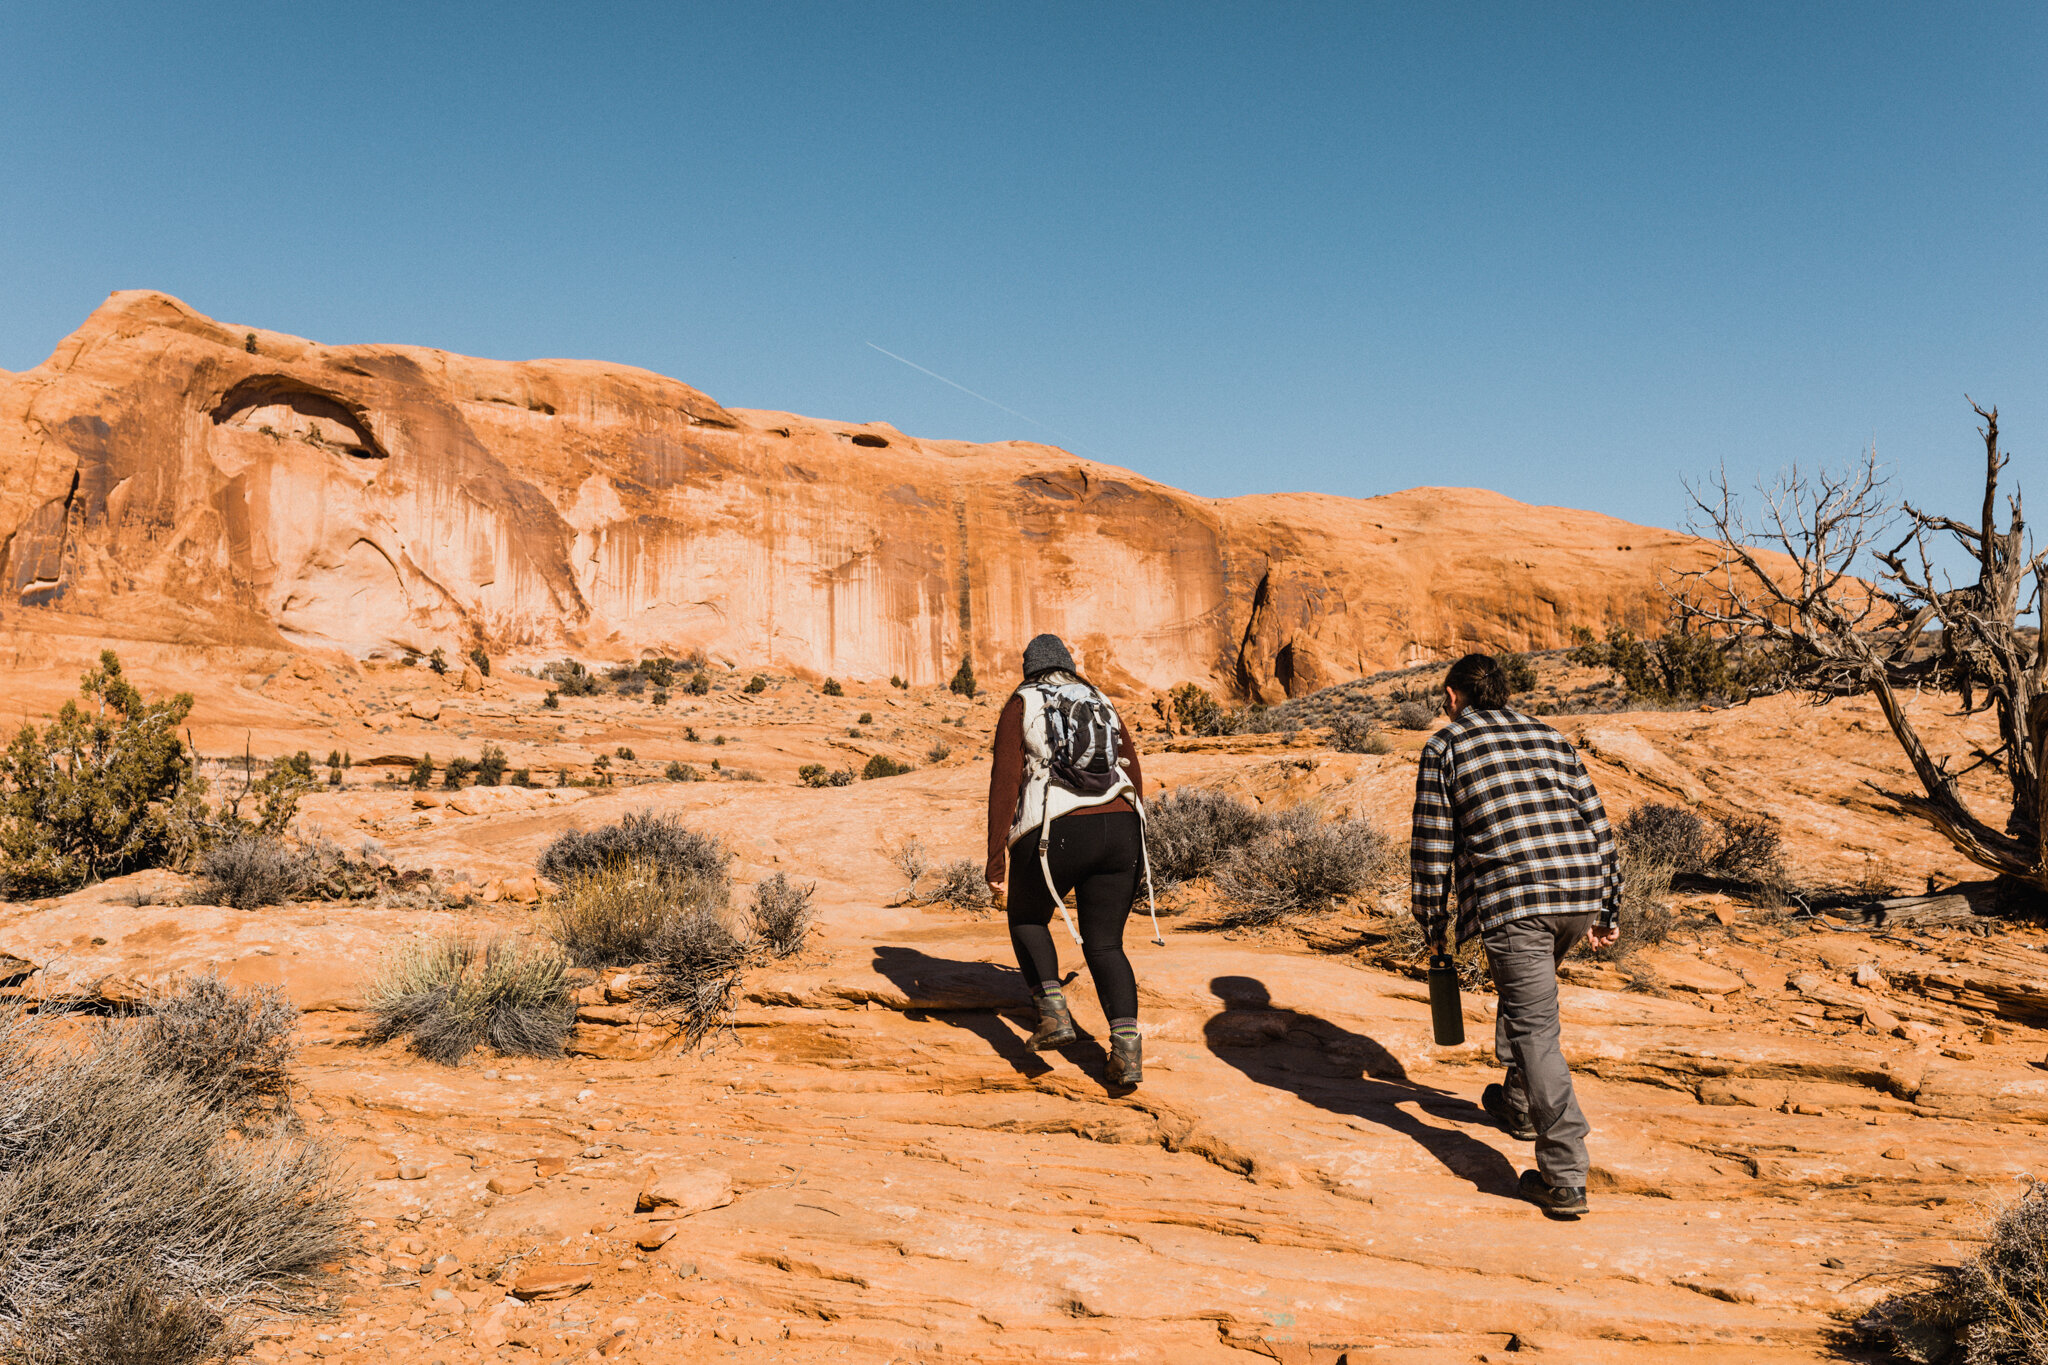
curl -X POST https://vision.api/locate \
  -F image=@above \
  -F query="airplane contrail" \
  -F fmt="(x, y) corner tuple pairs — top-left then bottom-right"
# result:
(863, 342), (1092, 455)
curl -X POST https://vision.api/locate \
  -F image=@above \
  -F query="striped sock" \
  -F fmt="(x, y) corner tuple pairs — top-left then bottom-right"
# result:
(1039, 982), (1066, 1006)
(1109, 1017), (1140, 1042)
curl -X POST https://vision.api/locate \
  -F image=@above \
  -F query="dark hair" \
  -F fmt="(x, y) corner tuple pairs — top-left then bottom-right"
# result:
(1444, 654), (1509, 711)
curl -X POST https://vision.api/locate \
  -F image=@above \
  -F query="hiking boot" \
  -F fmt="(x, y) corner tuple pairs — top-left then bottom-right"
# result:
(1517, 1169), (1588, 1219)
(1027, 995), (1078, 1050)
(1483, 1083), (1538, 1141)
(1106, 1032), (1142, 1087)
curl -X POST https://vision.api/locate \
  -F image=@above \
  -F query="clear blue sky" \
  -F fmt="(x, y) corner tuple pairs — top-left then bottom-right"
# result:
(3, 3), (2042, 535)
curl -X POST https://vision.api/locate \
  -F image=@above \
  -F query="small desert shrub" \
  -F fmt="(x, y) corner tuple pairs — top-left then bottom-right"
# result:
(744, 674), (768, 694)
(1707, 812), (1789, 892)
(442, 755), (476, 788)
(948, 659), (976, 698)
(544, 858), (727, 967)
(542, 690), (560, 709)
(1392, 699), (1438, 730)
(650, 688), (670, 707)
(1167, 682), (1233, 737)
(685, 672), (710, 696)
(926, 741), (952, 763)
(427, 647), (449, 675)
(476, 744), (507, 786)
(1502, 651), (1538, 694)
(364, 935), (576, 1064)
(408, 753), (434, 788)
(1144, 788), (1272, 885)
(749, 873), (817, 958)
(1214, 807), (1398, 925)
(857, 711), (873, 724)
(882, 834), (931, 899)
(0, 1009), (351, 1363)
(665, 760), (702, 782)
(467, 644), (490, 677)
(136, 971), (297, 1121)
(822, 678), (844, 697)
(1618, 804), (1708, 875)
(1329, 715), (1390, 754)
(799, 764), (855, 788)
(536, 810), (733, 889)
(511, 767), (533, 786)
(890, 674), (908, 689)
(643, 908), (754, 1051)
(1859, 1181), (2048, 1364)
(195, 833), (306, 910)
(924, 859), (992, 911)
(861, 754), (913, 780)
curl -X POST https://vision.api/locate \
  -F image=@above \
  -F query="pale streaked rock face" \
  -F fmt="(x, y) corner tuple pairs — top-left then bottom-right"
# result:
(1, 290), (1715, 698)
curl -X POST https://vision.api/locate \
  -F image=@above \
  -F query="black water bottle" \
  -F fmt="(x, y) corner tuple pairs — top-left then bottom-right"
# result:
(1428, 951), (1465, 1046)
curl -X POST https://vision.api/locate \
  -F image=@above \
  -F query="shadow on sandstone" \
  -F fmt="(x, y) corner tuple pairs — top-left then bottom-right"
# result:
(872, 946), (1105, 1082)
(1203, 975), (1518, 1197)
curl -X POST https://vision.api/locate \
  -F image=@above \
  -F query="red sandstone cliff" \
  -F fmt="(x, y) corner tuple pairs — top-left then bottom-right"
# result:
(0, 292), (1711, 698)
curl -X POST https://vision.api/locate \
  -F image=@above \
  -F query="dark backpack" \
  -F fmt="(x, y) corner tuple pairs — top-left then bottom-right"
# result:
(1032, 680), (1124, 798)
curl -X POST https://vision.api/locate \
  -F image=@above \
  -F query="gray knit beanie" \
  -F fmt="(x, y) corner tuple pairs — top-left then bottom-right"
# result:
(1021, 633), (1076, 678)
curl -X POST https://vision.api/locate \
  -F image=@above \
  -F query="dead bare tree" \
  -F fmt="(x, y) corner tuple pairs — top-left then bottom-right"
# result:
(1674, 402), (2048, 893)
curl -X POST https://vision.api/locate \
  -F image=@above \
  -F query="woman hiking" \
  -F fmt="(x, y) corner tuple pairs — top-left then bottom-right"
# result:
(983, 633), (1152, 1086)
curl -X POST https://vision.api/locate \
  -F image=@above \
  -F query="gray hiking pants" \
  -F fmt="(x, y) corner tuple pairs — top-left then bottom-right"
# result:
(1481, 911), (1596, 1187)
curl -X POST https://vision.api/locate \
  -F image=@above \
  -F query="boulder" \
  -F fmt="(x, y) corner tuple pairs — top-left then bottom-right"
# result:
(636, 1168), (734, 1219)
(508, 1266), (592, 1302)
(409, 697), (442, 722)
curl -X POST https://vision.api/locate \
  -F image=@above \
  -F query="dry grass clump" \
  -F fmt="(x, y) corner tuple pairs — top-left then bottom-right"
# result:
(136, 972), (297, 1123)
(1859, 1182), (2048, 1363)
(1385, 913), (1492, 990)
(749, 873), (817, 958)
(1214, 806), (1399, 926)
(1144, 788), (1271, 886)
(0, 1009), (352, 1365)
(1329, 715), (1392, 754)
(544, 858), (727, 968)
(364, 935), (575, 1064)
(643, 908), (755, 1051)
(881, 834), (932, 900)
(537, 810), (733, 888)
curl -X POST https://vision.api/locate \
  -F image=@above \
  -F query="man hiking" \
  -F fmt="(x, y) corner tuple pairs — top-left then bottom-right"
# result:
(1410, 653), (1620, 1219)
(985, 634), (1150, 1086)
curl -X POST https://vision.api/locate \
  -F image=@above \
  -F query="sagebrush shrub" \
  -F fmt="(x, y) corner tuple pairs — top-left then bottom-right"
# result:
(1617, 804), (1708, 876)
(1860, 1182), (2048, 1363)
(1392, 699), (1438, 730)
(0, 1010), (351, 1364)
(536, 810), (732, 889)
(136, 972), (297, 1121)
(799, 764), (854, 788)
(1144, 788), (1271, 885)
(1708, 813), (1789, 891)
(545, 859), (725, 967)
(644, 908), (754, 1052)
(1214, 807), (1398, 925)
(364, 935), (576, 1064)
(194, 833), (306, 909)
(749, 873), (817, 958)
(925, 859), (991, 911)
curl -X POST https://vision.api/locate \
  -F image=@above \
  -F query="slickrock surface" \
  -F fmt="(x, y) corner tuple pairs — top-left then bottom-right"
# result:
(5, 665), (2041, 1363)
(0, 291), (1732, 697)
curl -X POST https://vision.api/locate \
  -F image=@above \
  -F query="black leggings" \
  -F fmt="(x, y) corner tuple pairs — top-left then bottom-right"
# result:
(1006, 810), (1141, 1021)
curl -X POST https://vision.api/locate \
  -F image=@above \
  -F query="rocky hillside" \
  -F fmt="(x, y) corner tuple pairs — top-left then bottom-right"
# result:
(0, 292), (1717, 699)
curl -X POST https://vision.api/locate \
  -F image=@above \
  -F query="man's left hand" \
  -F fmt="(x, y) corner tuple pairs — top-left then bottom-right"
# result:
(1585, 923), (1620, 950)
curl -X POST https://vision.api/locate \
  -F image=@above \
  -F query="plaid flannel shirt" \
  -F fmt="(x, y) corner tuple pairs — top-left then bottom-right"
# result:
(1410, 707), (1621, 947)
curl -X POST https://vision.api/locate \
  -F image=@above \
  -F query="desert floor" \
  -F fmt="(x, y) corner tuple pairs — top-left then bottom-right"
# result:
(7, 648), (2045, 1364)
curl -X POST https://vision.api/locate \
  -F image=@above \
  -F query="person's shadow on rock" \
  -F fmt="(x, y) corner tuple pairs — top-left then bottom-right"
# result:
(1202, 975), (1518, 1196)
(870, 946), (1095, 1081)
